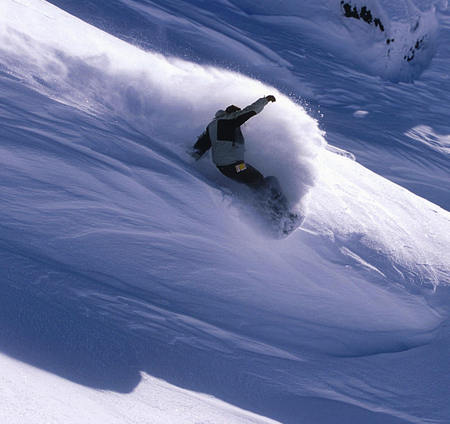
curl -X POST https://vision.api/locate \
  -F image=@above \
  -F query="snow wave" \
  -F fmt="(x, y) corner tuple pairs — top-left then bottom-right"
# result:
(307, 151), (450, 290)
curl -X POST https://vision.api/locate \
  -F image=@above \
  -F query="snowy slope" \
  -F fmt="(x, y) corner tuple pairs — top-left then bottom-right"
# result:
(4, 272), (285, 423)
(1, 1), (450, 423)
(0, 352), (278, 424)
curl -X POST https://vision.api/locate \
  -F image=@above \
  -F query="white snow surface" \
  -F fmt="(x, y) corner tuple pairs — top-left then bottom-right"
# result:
(0, 353), (276, 424)
(0, 0), (449, 423)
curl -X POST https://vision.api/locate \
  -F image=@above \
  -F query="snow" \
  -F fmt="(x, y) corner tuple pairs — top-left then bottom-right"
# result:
(405, 125), (450, 155)
(353, 110), (369, 117)
(0, 0), (449, 423)
(0, 353), (277, 424)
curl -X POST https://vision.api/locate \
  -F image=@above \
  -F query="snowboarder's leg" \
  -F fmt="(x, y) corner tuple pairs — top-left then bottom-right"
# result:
(261, 176), (282, 198)
(259, 176), (289, 215)
(217, 164), (287, 209)
(259, 176), (303, 236)
(217, 162), (265, 189)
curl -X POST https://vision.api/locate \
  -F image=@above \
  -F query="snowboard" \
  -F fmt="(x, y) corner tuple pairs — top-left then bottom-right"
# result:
(255, 176), (304, 238)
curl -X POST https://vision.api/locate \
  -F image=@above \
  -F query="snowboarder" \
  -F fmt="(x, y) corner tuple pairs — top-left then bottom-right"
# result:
(189, 95), (302, 236)
(190, 95), (276, 190)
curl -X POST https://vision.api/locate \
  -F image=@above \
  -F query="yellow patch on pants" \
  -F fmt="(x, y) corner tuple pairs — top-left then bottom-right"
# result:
(235, 163), (247, 173)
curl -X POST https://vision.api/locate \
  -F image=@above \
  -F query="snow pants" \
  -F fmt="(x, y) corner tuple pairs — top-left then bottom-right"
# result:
(217, 161), (265, 189)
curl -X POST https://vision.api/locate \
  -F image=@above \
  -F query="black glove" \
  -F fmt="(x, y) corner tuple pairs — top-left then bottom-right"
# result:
(266, 95), (276, 102)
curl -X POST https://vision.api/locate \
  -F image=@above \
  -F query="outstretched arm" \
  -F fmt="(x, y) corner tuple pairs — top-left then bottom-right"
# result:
(228, 95), (276, 127)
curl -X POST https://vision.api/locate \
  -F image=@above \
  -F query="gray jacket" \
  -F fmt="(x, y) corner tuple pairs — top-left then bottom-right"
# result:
(207, 97), (269, 166)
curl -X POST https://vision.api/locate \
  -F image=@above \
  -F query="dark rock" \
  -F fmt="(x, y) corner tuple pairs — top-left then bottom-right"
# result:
(360, 6), (373, 24)
(341, 2), (384, 32)
(374, 18), (385, 32)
